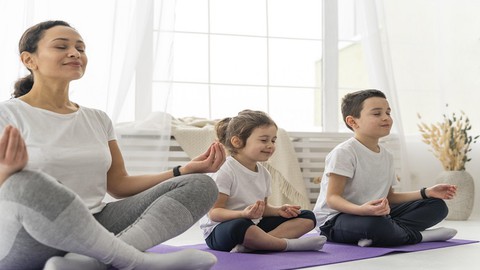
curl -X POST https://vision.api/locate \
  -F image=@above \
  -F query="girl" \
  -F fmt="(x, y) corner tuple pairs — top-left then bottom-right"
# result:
(200, 109), (326, 253)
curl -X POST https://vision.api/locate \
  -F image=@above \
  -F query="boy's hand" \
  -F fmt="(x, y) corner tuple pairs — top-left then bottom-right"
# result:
(360, 198), (390, 216)
(426, 184), (457, 200)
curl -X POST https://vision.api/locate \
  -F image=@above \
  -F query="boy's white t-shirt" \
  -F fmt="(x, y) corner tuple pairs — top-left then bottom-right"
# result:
(199, 156), (272, 238)
(0, 98), (115, 213)
(313, 137), (397, 228)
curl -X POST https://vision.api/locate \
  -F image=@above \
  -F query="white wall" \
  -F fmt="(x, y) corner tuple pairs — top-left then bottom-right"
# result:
(383, 0), (480, 134)
(381, 0), (480, 218)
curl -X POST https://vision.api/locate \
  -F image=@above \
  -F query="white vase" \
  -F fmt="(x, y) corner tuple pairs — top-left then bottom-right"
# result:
(435, 170), (475, 221)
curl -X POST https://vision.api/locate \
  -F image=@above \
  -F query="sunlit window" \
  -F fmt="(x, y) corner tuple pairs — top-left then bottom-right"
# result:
(151, 0), (365, 131)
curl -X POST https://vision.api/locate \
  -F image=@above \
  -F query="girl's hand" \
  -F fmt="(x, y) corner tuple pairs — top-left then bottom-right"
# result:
(182, 142), (226, 174)
(360, 198), (390, 216)
(243, 200), (265, 219)
(278, 204), (301, 218)
(426, 184), (457, 200)
(0, 125), (28, 185)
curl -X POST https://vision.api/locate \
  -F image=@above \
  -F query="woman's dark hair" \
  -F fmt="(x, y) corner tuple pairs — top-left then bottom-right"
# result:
(215, 109), (277, 155)
(13, 20), (72, 98)
(341, 89), (386, 130)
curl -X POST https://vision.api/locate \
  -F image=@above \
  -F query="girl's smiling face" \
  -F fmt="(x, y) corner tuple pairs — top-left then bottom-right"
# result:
(234, 124), (277, 170)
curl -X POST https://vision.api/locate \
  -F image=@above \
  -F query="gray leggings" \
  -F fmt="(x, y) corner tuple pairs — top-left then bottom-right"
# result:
(0, 170), (218, 270)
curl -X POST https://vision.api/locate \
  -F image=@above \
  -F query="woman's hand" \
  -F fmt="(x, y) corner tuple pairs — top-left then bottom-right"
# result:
(426, 184), (457, 200)
(182, 142), (226, 174)
(0, 125), (28, 185)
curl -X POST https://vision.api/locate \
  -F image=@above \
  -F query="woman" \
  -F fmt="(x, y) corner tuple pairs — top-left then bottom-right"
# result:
(0, 20), (225, 270)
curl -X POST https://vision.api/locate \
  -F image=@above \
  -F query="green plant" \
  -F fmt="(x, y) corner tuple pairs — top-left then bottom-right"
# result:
(417, 105), (479, 171)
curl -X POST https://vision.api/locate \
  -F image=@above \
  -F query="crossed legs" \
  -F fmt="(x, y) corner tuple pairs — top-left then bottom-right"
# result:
(0, 170), (218, 270)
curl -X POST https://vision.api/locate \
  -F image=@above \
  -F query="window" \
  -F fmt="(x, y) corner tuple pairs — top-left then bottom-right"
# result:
(149, 0), (366, 132)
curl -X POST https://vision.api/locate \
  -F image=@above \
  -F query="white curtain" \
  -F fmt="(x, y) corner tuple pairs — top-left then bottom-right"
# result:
(358, 0), (412, 191)
(112, 0), (176, 173)
(0, 0), (36, 100)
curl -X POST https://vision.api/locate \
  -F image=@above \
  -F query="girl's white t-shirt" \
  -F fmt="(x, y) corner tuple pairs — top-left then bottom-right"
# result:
(199, 156), (272, 238)
(313, 137), (397, 228)
(0, 98), (115, 213)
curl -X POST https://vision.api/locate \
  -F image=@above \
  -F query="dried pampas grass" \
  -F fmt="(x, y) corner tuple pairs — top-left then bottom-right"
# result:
(417, 105), (478, 171)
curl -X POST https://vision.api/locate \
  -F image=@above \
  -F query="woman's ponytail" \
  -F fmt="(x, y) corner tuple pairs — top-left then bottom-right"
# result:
(13, 74), (34, 98)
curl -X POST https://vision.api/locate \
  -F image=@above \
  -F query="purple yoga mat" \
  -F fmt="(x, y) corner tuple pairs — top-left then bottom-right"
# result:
(147, 239), (478, 270)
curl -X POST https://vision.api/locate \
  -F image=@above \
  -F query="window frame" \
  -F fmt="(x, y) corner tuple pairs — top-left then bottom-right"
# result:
(137, 0), (345, 132)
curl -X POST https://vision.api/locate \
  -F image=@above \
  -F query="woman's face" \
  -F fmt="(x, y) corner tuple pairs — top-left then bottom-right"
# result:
(24, 25), (87, 83)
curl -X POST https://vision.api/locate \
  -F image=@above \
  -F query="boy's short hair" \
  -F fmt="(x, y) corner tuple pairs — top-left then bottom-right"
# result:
(341, 89), (386, 130)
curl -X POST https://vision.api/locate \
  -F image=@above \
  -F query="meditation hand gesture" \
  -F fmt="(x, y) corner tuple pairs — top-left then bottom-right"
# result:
(425, 184), (457, 200)
(243, 200), (265, 219)
(0, 125), (28, 185)
(278, 204), (301, 218)
(360, 197), (391, 216)
(182, 142), (226, 174)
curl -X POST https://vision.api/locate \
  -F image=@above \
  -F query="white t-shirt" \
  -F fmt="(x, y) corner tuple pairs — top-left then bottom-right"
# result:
(199, 156), (272, 238)
(0, 98), (115, 213)
(313, 137), (397, 228)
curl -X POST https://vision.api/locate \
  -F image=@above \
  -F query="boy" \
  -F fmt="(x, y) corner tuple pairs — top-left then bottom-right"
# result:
(313, 89), (457, 247)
